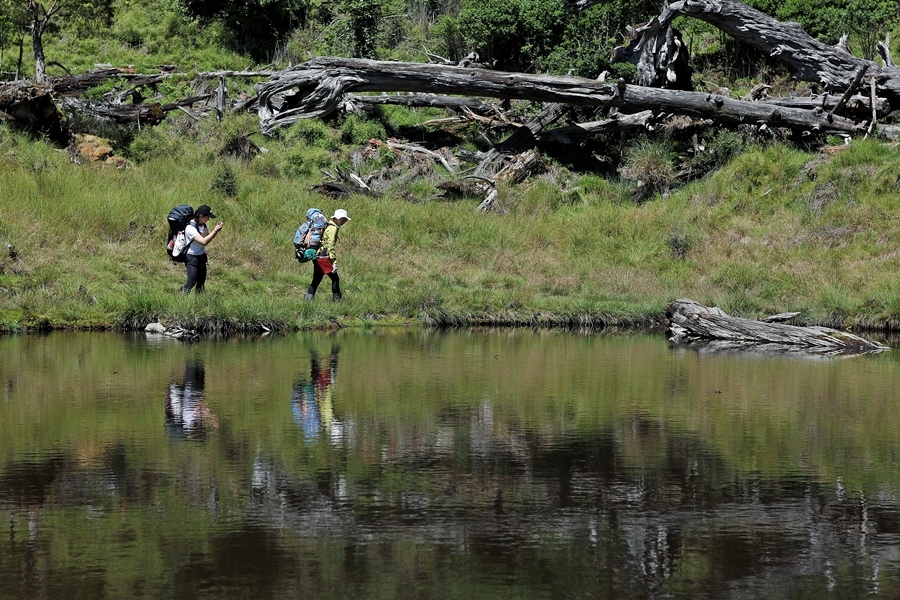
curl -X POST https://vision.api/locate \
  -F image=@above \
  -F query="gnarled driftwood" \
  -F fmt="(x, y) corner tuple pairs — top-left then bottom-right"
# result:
(666, 298), (887, 355)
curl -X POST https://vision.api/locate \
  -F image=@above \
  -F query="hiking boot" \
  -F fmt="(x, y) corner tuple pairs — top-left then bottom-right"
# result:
(304, 293), (315, 301)
(332, 293), (342, 303)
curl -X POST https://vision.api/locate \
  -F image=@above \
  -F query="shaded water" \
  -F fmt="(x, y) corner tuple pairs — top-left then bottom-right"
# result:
(2, 330), (900, 599)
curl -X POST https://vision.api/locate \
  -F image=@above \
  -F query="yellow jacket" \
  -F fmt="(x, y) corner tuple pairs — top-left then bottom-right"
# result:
(318, 220), (341, 260)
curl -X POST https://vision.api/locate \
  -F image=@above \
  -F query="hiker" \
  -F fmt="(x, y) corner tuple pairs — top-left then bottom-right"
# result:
(181, 204), (223, 294)
(305, 208), (350, 302)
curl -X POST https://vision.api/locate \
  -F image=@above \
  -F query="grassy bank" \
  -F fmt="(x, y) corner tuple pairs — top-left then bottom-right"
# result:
(2, 121), (900, 334)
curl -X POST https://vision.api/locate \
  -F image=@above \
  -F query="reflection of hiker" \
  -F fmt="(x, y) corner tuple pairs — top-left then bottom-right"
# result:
(165, 360), (219, 440)
(182, 204), (223, 294)
(291, 347), (338, 441)
(305, 209), (350, 302)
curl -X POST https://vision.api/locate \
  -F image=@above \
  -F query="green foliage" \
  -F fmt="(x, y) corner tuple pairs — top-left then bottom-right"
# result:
(689, 128), (753, 177)
(0, 1), (29, 68)
(279, 145), (333, 178)
(619, 137), (678, 201)
(544, 1), (655, 78)
(456, 0), (566, 72)
(211, 162), (238, 197)
(127, 116), (197, 162)
(283, 118), (341, 150)
(179, 0), (310, 61)
(430, 13), (467, 63)
(341, 0), (384, 58)
(748, 0), (898, 59)
(340, 114), (386, 145)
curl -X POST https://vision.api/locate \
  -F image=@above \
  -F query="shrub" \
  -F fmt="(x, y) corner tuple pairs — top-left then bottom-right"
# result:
(340, 115), (387, 146)
(690, 128), (751, 176)
(211, 163), (238, 197)
(284, 119), (340, 150)
(619, 137), (678, 202)
(281, 146), (334, 178)
(666, 230), (692, 260)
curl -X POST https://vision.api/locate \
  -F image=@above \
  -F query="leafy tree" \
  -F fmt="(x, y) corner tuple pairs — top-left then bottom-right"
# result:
(452, 0), (659, 75)
(0, 0), (29, 77)
(842, 0), (898, 60)
(455, 0), (565, 72)
(16, 0), (114, 81)
(341, 0), (383, 58)
(545, 0), (659, 78)
(179, 0), (310, 61)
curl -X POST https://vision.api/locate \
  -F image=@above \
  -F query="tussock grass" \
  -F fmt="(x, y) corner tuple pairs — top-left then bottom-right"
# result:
(4, 120), (900, 333)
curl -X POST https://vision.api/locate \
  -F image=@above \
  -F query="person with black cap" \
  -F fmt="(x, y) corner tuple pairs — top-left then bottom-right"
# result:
(181, 204), (223, 294)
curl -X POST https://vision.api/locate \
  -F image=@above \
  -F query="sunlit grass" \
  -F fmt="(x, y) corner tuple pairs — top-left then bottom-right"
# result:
(4, 119), (900, 332)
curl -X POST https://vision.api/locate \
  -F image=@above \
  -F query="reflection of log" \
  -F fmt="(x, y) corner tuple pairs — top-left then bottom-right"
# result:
(254, 57), (891, 138)
(666, 299), (887, 354)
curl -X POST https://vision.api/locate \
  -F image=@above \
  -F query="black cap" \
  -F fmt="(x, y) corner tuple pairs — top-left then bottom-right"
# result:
(196, 205), (216, 218)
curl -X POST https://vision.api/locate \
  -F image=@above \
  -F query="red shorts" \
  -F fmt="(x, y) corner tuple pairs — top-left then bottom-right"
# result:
(315, 257), (335, 274)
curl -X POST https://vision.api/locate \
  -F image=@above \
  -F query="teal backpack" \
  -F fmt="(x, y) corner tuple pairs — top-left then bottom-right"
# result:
(293, 208), (327, 262)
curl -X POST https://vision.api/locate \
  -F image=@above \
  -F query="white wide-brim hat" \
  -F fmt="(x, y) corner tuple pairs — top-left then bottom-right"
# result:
(333, 208), (351, 221)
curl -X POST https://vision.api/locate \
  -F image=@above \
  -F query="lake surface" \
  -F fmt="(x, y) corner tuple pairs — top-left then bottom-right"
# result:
(2, 329), (900, 599)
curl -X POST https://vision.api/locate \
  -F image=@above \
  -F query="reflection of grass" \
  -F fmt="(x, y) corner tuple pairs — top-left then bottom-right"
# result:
(4, 329), (900, 496)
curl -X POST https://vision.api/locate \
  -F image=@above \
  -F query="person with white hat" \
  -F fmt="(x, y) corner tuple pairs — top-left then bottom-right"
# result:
(305, 208), (351, 302)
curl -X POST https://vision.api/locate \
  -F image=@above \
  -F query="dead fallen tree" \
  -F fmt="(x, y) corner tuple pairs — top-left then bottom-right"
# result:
(666, 298), (887, 355)
(254, 57), (895, 138)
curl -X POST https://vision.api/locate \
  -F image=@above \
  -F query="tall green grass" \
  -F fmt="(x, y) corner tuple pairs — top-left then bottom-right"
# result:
(3, 118), (900, 333)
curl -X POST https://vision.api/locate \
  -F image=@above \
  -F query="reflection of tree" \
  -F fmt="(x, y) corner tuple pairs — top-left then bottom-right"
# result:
(291, 346), (338, 442)
(165, 360), (218, 440)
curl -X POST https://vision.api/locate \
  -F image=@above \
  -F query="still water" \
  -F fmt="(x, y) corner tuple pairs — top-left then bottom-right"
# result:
(1, 329), (900, 599)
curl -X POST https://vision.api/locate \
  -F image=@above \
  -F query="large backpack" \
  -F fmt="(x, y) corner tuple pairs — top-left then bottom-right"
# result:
(166, 204), (194, 263)
(293, 207), (327, 262)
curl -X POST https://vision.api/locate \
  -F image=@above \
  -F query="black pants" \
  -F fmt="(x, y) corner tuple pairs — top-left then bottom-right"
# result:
(182, 253), (208, 294)
(307, 260), (341, 297)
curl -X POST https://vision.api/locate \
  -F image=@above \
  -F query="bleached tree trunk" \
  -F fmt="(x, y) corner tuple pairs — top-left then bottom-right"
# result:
(254, 57), (900, 138)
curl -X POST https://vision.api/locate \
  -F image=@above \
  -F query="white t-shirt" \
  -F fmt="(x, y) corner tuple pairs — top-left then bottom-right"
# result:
(185, 221), (208, 255)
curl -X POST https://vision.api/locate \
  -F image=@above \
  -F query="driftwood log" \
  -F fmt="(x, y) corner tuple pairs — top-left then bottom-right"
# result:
(666, 299), (887, 354)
